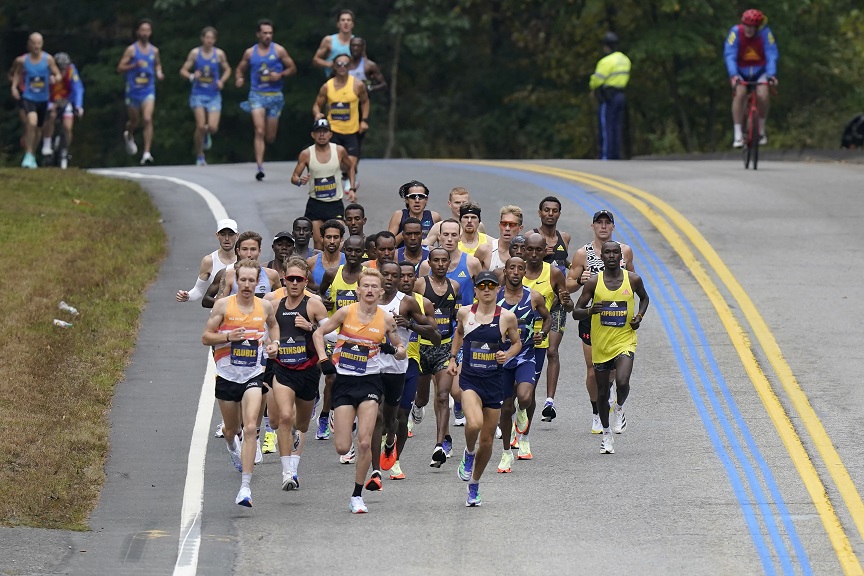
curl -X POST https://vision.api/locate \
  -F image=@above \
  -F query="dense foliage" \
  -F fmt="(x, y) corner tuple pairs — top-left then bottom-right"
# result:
(1, 1), (862, 166)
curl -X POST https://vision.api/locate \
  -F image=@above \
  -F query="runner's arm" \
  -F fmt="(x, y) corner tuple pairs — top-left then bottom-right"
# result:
(622, 243), (636, 273)
(277, 45), (297, 78)
(202, 299), (229, 345)
(10, 57), (22, 99)
(312, 36), (333, 70)
(317, 268), (336, 307)
(234, 48), (251, 87)
(388, 211), (403, 245)
(262, 300), (280, 358)
(365, 59), (387, 93)
(153, 47), (165, 81)
(447, 308), (468, 375)
(291, 148), (311, 186)
(180, 49), (197, 81)
(566, 248), (588, 293)
(629, 273), (650, 329)
(338, 146), (356, 200)
(312, 307), (348, 360)
(47, 55), (62, 84)
(384, 316), (406, 360)
(423, 222), (440, 246)
(357, 82), (369, 132)
(552, 268), (574, 311)
(201, 268), (226, 309)
(405, 297), (440, 345)
(571, 277), (599, 321)
(312, 83), (328, 119)
(177, 254), (214, 302)
(117, 45), (136, 73)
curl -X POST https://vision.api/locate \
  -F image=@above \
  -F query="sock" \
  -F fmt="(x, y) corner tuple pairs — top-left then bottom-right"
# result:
(288, 454), (300, 474)
(545, 397), (553, 404)
(466, 448), (476, 456)
(353, 483), (363, 497)
(257, 163), (263, 172)
(281, 456), (291, 474)
(263, 416), (272, 433)
(734, 124), (742, 138)
(241, 473), (252, 489)
(43, 137), (51, 150)
(591, 401), (598, 415)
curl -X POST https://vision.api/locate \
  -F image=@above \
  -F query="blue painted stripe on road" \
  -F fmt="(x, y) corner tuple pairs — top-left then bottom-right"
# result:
(434, 162), (811, 575)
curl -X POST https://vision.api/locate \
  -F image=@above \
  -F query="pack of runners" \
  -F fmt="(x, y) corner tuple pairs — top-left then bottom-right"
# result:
(180, 191), (650, 512)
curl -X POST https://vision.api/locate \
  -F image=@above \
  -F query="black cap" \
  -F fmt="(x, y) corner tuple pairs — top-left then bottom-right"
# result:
(312, 118), (331, 131)
(603, 31), (619, 46)
(273, 231), (295, 242)
(474, 271), (500, 286)
(592, 210), (615, 224)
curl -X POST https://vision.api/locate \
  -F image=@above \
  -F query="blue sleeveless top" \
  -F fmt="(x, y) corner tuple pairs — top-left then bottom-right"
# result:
(447, 252), (474, 306)
(230, 267), (271, 298)
(460, 304), (504, 380)
(396, 246), (429, 273)
(250, 43), (283, 94)
(191, 47), (220, 96)
(325, 33), (352, 76)
(126, 44), (156, 97)
(497, 286), (536, 367)
(23, 53), (50, 102)
(313, 252), (346, 286)
(399, 208), (435, 240)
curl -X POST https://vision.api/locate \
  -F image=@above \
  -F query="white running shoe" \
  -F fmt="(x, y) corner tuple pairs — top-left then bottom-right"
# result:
(495, 426), (502, 439)
(254, 439), (263, 464)
(60, 157), (68, 170)
(591, 414), (603, 434)
(759, 133), (768, 145)
(410, 403), (425, 425)
(340, 444), (357, 464)
(140, 152), (154, 165)
(349, 495), (368, 514)
(235, 486), (252, 507)
(600, 432), (615, 454)
(228, 443), (242, 472)
(214, 420), (225, 438)
(123, 130), (138, 155)
(613, 406), (627, 434)
(281, 472), (299, 491)
(41, 143), (53, 156)
(732, 136), (744, 148)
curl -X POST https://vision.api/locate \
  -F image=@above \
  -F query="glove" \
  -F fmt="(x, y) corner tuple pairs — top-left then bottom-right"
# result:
(768, 76), (778, 86)
(319, 358), (336, 375)
(380, 342), (397, 355)
(730, 76), (740, 88)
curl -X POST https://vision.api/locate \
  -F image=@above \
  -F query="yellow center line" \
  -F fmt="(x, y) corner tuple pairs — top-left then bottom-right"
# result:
(449, 159), (863, 575)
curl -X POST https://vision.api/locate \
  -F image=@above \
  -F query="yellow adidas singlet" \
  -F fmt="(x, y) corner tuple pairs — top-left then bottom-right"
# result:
(522, 262), (553, 349)
(326, 76), (360, 134)
(457, 233), (488, 257)
(590, 271), (637, 364)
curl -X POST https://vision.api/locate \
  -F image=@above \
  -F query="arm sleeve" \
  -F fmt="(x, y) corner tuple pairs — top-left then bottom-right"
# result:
(186, 276), (212, 302)
(71, 65), (84, 109)
(724, 26), (740, 78)
(763, 28), (778, 77)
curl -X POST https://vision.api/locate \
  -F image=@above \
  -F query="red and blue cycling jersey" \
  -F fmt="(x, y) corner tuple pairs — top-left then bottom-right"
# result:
(50, 64), (84, 108)
(724, 24), (778, 80)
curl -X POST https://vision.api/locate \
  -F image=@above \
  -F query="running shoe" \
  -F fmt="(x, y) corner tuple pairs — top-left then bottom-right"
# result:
(457, 449), (475, 482)
(365, 470), (383, 492)
(140, 152), (154, 165)
(442, 435), (453, 458)
(293, 429), (301, 451)
(195, 155), (207, 166)
(380, 439), (398, 471)
(41, 141), (52, 156)
(509, 425), (519, 449)
(430, 445), (446, 468)
(228, 442), (242, 472)
(541, 400), (557, 422)
(497, 450), (514, 473)
(255, 169), (265, 182)
(600, 431), (615, 454)
(254, 439), (263, 464)
(214, 420), (225, 438)
(261, 431), (277, 454)
(591, 414), (603, 434)
(123, 130), (138, 155)
(466, 483), (481, 507)
(732, 136), (744, 148)
(410, 402), (425, 424)
(281, 472), (299, 491)
(316, 416), (329, 440)
(515, 406), (529, 434)
(453, 402), (465, 426)
(613, 405), (627, 434)
(20, 153), (37, 169)
(389, 460), (405, 480)
(349, 495), (368, 514)
(759, 133), (768, 145)
(517, 435), (533, 460)
(495, 426), (502, 439)
(60, 156), (68, 170)
(235, 486), (252, 507)
(204, 132), (213, 151)
(407, 419), (414, 438)
(340, 444), (356, 464)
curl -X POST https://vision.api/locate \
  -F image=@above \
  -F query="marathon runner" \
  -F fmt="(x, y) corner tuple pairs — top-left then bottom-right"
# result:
(388, 180), (440, 246)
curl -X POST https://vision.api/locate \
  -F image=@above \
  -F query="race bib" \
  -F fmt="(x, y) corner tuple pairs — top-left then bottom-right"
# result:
(29, 76), (45, 92)
(338, 343), (369, 374)
(335, 289), (357, 309)
(599, 301), (628, 327)
(277, 337), (307, 365)
(230, 339), (260, 366)
(434, 308), (453, 338)
(331, 102), (350, 122)
(312, 176), (338, 199)
(469, 341), (499, 370)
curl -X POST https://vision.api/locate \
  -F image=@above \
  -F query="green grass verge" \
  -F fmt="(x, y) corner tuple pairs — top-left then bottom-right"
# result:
(0, 169), (166, 530)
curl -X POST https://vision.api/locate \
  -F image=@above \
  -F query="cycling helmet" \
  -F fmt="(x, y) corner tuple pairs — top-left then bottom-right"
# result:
(54, 52), (71, 70)
(741, 9), (764, 27)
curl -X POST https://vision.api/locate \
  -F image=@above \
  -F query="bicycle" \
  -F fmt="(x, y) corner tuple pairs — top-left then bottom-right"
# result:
(738, 80), (772, 170)
(44, 100), (79, 169)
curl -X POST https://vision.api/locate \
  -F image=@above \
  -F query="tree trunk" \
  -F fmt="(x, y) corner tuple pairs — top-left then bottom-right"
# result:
(385, 32), (402, 159)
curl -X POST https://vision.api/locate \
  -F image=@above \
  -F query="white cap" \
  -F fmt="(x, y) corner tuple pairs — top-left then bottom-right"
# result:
(216, 218), (238, 233)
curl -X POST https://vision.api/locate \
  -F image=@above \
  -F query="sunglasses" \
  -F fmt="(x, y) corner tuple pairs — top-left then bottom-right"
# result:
(475, 282), (498, 291)
(406, 194), (428, 200)
(499, 221), (520, 229)
(334, 61), (350, 68)
(284, 275), (306, 283)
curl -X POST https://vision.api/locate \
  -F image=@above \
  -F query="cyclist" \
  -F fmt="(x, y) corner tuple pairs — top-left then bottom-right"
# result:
(724, 9), (778, 148)
(44, 51), (84, 169)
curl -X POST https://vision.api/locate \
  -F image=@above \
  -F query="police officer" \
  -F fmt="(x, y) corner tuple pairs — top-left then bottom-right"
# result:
(589, 32), (631, 160)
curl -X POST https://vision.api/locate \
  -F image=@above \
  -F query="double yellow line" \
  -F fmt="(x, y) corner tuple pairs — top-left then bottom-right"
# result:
(454, 160), (864, 574)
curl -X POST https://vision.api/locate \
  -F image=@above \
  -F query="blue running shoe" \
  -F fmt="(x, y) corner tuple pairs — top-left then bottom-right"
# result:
(457, 449), (475, 481)
(442, 435), (453, 458)
(466, 482), (481, 507)
(204, 132), (213, 151)
(453, 402), (465, 426)
(316, 416), (329, 440)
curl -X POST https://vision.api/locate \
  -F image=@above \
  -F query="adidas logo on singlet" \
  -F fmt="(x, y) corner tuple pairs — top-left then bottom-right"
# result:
(446, 295), (454, 301)
(345, 291), (355, 296)
(434, 308), (442, 314)
(481, 343), (490, 350)
(608, 302), (619, 308)
(285, 337), (295, 344)
(350, 345), (360, 351)
(458, 272), (466, 278)
(241, 339), (251, 346)
(622, 289), (631, 295)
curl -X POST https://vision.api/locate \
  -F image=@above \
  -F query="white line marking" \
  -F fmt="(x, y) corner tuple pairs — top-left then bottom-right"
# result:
(91, 169), (225, 576)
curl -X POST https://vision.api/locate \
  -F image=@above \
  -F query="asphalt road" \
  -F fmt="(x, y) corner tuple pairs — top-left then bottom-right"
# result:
(3, 157), (863, 576)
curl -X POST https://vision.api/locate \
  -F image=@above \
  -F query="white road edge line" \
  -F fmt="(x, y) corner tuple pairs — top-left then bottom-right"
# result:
(91, 169), (227, 576)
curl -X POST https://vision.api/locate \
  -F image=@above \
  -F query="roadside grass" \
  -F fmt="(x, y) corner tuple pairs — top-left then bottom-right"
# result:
(0, 169), (166, 530)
